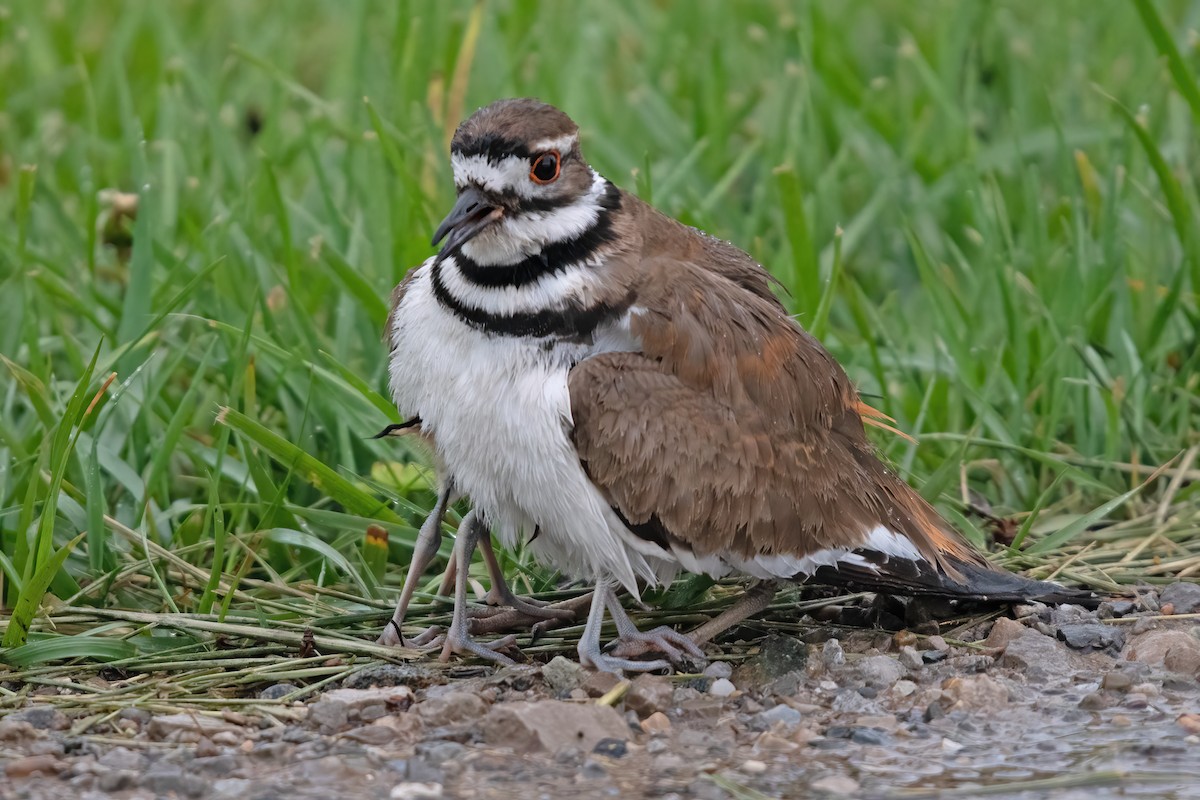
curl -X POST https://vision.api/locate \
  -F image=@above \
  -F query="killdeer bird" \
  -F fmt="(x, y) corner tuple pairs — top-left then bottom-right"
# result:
(383, 98), (1095, 672)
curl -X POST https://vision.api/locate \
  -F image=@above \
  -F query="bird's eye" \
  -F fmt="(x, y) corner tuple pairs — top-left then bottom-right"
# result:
(530, 151), (560, 184)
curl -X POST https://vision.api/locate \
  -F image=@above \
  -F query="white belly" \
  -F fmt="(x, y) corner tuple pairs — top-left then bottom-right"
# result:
(388, 263), (669, 594)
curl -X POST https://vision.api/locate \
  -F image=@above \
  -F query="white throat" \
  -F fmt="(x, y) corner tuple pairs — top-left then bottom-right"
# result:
(459, 170), (610, 267)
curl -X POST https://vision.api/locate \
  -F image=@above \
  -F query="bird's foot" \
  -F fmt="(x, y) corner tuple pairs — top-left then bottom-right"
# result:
(579, 637), (672, 674)
(483, 586), (576, 621)
(376, 618), (406, 647)
(608, 625), (707, 664)
(467, 592), (593, 637)
(439, 626), (518, 666)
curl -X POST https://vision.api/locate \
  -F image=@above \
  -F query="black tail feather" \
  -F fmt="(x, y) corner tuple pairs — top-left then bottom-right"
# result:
(811, 554), (1101, 609)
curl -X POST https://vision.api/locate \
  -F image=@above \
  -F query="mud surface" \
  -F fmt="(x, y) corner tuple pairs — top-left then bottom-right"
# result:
(4, 586), (1200, 799)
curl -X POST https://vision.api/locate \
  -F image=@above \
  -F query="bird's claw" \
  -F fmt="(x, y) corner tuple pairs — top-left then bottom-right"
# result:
(439, 629), (518, 666)
(608, 625), (707, 663)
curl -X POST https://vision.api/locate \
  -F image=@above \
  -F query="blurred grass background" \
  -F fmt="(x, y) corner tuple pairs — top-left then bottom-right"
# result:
(0, 0), (1199, 676)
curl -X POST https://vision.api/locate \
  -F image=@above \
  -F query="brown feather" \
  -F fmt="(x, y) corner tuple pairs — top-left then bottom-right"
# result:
(569, 200), (987, 575)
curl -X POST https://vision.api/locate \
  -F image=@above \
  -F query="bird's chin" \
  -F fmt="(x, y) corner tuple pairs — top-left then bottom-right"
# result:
(458, 223), (533, 266)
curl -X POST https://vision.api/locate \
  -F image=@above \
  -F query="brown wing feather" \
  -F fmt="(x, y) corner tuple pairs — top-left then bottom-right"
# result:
(570, 256), (983, 574)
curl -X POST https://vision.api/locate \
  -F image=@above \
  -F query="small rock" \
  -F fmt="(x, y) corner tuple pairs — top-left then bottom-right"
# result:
(810, 775), (860, 796)
(741, 759), (768, 774)
(1057, 623), (1125, 653)
(98, 747), (145, 772)
(709, 678), (737, 698)
(147, 713), (244, 742)
(1177, 713), (1200, 735)
(415, 692), (488, 727)
(1102, 671), (1134, 691)
(360, 703), (388, 722)
(625, 674), (674, 717)
(640, 711), (671, 735)
(140, 765), (208, 797)
(582, 671), (623, 698)
(118, 707), (151, 725)
(984, 617), (1026, 649)
(318, 686), (414, 713)
(998, 628), (1079, 679)
(97, 771), (137, 792)
(579, 758), (608, 779)
(857, 655), (904, 688)
(855, 714), (899, 733)
(593, 738), (627, 758)
(735, 634), (808, 687)
(941, 738), (965, 754)
(654, 754), (686, 773)
(927, 635), (949, 651)
(1078, 692), (1108, 710)
(898, 646), (923, 669)
(921, 649), (949, 664)
(343, 662), (435, 689)
(849, 727), (889, 745)
(892, 680), (917, 698)
(306, 699), (350, 734)
(1125, 693), (1150, 710)
(259, 683), (301, 700)
(542, 655), (587, 695)
(677, 696), (726, 720)
(753, 731), (800, 753)
(481, 700), (629, 754)
(212, 779), (255, 799)
(703, 661), (733, 680)
(943, 674), (1009, 710)
(342, 725), (398, 745)
(1099, 600), (1137, 618)
(406, 744), (456, 771)
(1050, 604), (1096, 625)
(5, 755), (64, 778)
(646, 738), (669, 754)
(1125, 629), (1200, 675)
(390, 782), (443, 800)
(756, 704), (803, 729)
(11, 707), (67, 731)
(1160, 583), (1200, 614)
(822, 639), (846, 669)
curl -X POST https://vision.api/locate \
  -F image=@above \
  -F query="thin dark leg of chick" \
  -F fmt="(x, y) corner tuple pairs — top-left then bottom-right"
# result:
(438, 509), (518, 664)
(578, 583), (704, 674)
(378, 480), (455, 647)
(685, 581), (779, 646)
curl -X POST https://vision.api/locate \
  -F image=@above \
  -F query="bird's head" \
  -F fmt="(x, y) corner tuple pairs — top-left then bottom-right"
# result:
(432, 98), (611, 267)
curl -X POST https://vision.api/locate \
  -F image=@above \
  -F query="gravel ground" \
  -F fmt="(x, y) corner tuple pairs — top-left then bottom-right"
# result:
(4, 585), (1200, 800)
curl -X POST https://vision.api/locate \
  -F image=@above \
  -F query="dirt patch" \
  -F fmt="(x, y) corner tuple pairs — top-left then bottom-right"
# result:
(3, 588), (1200, 799)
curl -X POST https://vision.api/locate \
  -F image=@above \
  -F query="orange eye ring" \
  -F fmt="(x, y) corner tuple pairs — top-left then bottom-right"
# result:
(530, 151), (561, 184)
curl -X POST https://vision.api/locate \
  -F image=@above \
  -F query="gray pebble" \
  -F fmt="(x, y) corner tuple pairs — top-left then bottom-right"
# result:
(703, 661), (733, 680)
(898, 646), (923, 670)
(1160, 583), (1200, 614)
(756, 704), (802, 729)
(259, 683), (301, 700)
(822, 639), (846, 669)
(1057, 623), (1125, 653)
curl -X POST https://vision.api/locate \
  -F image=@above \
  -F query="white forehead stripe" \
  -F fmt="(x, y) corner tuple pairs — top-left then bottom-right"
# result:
(532, 133), (578, 153)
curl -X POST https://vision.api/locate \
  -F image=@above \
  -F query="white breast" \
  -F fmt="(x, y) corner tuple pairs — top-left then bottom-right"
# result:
(388, 261), (671, 595)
